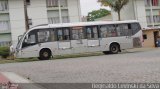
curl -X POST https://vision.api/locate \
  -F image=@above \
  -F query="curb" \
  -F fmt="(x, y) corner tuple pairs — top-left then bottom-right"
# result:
(0, 72), (19, 89)
(0, 72), (44, 89)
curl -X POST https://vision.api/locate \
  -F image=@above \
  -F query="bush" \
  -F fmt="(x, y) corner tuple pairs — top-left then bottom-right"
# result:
(0, 47), (10, 58)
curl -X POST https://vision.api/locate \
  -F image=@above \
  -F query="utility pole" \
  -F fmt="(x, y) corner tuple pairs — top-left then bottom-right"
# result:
(24, 0), (29, 31)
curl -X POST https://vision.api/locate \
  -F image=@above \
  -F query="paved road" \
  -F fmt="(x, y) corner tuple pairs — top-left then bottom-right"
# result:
(0, 48), (160, 83)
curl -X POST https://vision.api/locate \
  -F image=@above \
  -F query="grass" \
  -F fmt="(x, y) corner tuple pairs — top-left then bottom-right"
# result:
(0, 52), (104, 64)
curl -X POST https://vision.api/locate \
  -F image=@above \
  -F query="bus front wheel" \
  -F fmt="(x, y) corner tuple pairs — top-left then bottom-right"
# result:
(110, 44), (120, 54)
(39, 49), (51, 60)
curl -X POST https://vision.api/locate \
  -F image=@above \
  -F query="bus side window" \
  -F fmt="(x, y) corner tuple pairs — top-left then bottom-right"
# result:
(57, 29), (63, 41)
(131, 23), (141, 35)
(116, 24), (132, 36)
(127, 24), (132, 36)
(107, 24), (117, 37)
(50, 29), (55, 42)
(100, 25), (108, 38)
(22, 30), (37, 48)
(72, 30), (79, 40)
(37, 29), (50, 43)
(86, 27), (92, 39)
(57, 28), (70, 41)
(86, 26), (98, 39)
(72, 27), (84, 40)
(63, 28), (70, 40)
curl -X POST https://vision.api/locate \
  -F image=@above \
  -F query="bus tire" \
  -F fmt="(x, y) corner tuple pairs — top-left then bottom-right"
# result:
(110, 43), (120, 54)
(39, 49), (51, 60)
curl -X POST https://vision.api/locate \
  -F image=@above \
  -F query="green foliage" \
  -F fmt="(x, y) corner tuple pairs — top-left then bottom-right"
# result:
(87, 8), (111, 21)
(98, 0), (129, 20)
(0, 47), (10, 58)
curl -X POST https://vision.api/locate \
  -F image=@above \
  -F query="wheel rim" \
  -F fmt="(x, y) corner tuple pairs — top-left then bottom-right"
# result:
(43, 52), (49, 57)
(111, 46), (118, 53)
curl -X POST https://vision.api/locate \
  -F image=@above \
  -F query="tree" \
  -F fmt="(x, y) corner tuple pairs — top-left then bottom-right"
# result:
(98, 0), (129, 21)
(87, 8), (111, 21)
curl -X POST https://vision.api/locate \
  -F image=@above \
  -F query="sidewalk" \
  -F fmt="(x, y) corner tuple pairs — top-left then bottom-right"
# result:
(125, 47), (157, 53)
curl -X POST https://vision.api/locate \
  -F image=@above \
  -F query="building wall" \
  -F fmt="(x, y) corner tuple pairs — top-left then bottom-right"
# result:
(27, 0), (48, 27)
(68, 0), (81, 22)
(143, 30), (160, 47)
(8, 0), (26, 46)
(134, 0), (147, 28)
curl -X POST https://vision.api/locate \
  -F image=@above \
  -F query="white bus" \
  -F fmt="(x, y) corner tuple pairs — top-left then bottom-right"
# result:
(14, 20), (142, 60)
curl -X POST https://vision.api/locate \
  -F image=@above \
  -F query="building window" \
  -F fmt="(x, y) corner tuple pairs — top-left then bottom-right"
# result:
(28, 19), (32, 25)
(153, 15), (160, 23)
(0, 21), (10, 31)
(46, 0), (58, 7)
(48, 17), (60, 24)
(0, 41), (11, 47)
(26, 0), (30, 5)
(62, 16), (69, 23)
(143, 34), (147, 40)
(60, 0), (67, 7)
(152, 0), (159, 6)
(145, 0), (159, 6)
(145, 0), (150, 6)
(146, 16), (152, 24)
(0, 0), (8, 11)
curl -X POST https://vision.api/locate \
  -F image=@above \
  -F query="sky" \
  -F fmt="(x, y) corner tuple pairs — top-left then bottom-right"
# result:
(80, 0), (110, 16)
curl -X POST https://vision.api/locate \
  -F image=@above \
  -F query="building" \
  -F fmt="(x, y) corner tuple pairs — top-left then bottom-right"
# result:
(143, 28), (160, 47)
(0, 0), (81, 47)
(112, 0), (160, 28)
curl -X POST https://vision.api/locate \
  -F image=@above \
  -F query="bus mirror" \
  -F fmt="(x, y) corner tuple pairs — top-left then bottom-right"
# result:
(18, 35), (22, 42)
(24, 38), (27, 43)
(24, 35), (29, 43)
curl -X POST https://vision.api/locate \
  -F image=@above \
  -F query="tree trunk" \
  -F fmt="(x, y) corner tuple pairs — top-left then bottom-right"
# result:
(118, 11), (121, 21)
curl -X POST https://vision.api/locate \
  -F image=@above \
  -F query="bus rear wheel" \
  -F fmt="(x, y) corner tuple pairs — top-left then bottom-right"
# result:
(110, 44), (120, 54)
(39, 49), (51, 60)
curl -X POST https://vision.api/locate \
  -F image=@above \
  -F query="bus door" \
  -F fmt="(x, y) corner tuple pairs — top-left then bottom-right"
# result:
(86, 26), (100, 47)
(57, 28), (71, 50)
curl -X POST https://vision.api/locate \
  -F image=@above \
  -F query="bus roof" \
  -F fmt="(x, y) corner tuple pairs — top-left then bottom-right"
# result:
(31, 20), (139, 30)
